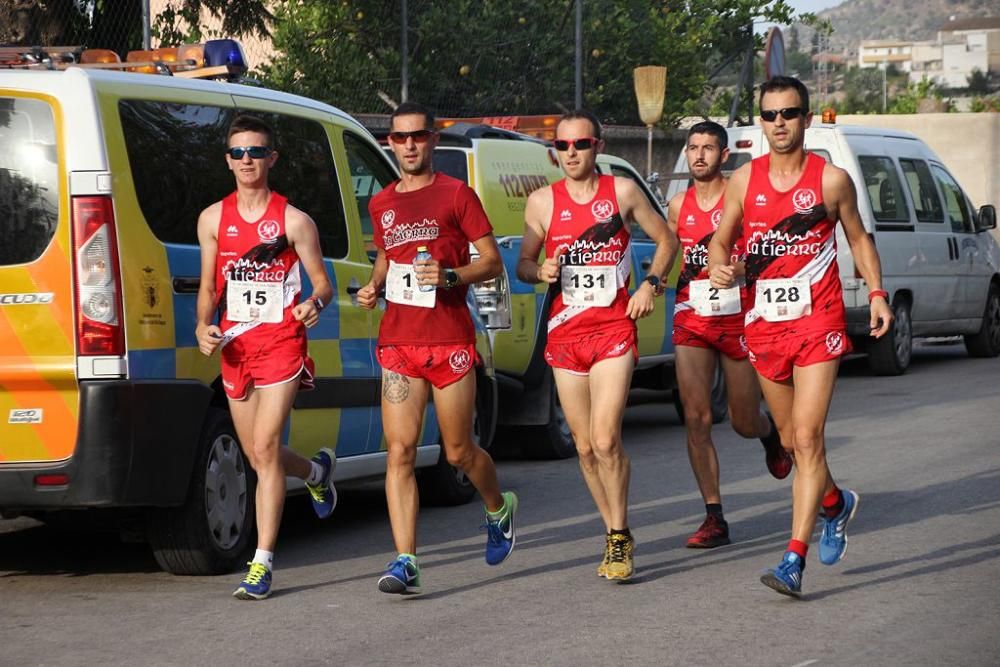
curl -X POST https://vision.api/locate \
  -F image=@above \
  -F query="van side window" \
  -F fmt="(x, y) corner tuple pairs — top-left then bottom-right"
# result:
(607, 164), (658, 241)
(930, 164), (972, 233)
(119, 100), (234, 246)
(344, 132), (396, 240)
(899, 159), (944, 224)
(721, 152), (751, 173)
(255, 112), (348, 259)
(858, 156), (909, 224)
(0, 97), (58, 266)
(808, 149), (832, 163)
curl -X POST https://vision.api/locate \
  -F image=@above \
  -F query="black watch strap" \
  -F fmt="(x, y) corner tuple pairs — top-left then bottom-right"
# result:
(445, 269), (459, 288)
(643, 275), (661, 288)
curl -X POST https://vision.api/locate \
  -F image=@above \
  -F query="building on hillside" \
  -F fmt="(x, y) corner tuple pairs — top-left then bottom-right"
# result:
(859, 17), (1000, 89)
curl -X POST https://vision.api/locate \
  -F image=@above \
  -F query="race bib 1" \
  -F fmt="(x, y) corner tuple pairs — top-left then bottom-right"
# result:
(386, 261), (436, 309)
(561, 265), (617, 307)
(756, 278), (812, 322)
(226, 279), (284, 323)
(689, 279), (741, 317)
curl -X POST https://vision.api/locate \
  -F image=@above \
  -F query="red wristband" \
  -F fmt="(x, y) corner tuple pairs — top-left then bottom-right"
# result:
(307, 295), (325, 312)
(868, 289), (888, 303)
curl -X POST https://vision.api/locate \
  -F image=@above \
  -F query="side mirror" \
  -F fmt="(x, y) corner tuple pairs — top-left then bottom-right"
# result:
(977, 204), (997, 232)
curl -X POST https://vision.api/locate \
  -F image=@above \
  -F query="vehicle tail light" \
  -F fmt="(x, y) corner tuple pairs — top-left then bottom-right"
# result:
(34, 474), (69, 487)
(72, 196), (125, 356)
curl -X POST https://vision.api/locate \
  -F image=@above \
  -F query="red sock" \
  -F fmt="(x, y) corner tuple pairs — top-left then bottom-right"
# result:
(822, 486), (844, 519)
(787, 539), (808, 559)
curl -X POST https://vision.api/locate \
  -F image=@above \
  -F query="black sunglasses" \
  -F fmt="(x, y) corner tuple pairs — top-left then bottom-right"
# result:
(553, 137), (599, 151)
(760, 108), (807, 122)
(388, 129), (436, 144)
(227, 145), (273, 160)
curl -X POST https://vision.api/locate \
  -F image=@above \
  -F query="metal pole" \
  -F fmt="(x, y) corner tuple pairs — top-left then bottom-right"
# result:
(142, 0), (151, 50)
(882, 62), (887, 112)
(728, 25), (753, 127)
(401, 0), (409, 103)
(646, 125), (653, 178)
(575, 0), (582, 109)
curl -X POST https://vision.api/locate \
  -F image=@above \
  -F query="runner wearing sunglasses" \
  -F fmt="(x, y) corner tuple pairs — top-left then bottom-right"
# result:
(667, 121), (793, 551)
(195, 114), (337, 600)
(708, 76), (892, 596)
(517, 109), (675, 581)
(357, 102), (518, 595)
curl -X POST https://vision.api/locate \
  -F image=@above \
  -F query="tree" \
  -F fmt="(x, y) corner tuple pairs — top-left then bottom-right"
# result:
(260, 0), (801, 125)
(967, 68), (989, 95)
(0, 0), (272, 58)
(789, 24), (800, 53)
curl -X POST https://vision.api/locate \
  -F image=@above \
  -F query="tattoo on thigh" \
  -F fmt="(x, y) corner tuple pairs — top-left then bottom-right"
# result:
(383, 371), (410, 403)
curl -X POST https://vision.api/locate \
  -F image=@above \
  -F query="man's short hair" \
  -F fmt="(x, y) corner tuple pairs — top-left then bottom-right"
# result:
(687, 121), (728, 151)
(228, 114), (275, 147)
(759, 76), (810, 112)
(391, 102), (435, 130)
(557, 109), (603, 139)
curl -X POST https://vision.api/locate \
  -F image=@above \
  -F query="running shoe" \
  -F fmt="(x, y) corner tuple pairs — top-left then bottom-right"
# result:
(605, 531), (635, 581)
(232, 562), (272, 600)
(819, 489), (859, 565)
(686, 514), (731, 548)
(378, 554), (422, 595)
(484, 491), (518, 566)
(760, 551), (804, 597)
(597, 533), (611, 578)
(761, 416), (793, 480)
(306, 447), (337, 519)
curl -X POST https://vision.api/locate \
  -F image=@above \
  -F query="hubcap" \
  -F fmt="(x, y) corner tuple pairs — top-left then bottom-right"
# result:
(203, 433), (248, 550)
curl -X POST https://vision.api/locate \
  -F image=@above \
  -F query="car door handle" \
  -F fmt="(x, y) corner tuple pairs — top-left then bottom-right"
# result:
(172, 277), (200, 294)
(640, 257), (652, 272)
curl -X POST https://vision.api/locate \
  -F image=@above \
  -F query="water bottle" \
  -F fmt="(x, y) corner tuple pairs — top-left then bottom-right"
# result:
(414, 245), (435, 292)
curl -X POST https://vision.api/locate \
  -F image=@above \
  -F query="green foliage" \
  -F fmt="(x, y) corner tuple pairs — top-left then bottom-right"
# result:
(259, 0), (801, 125)
(841, 66), (885, 114)
(969, 96), (1000, 113)
(888, 76), (945, 114)
(966, 69), (989, 95)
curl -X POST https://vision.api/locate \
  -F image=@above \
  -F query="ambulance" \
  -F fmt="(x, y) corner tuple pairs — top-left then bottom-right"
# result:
(663, 119), (999, 374)
(0, 41), (501, 574)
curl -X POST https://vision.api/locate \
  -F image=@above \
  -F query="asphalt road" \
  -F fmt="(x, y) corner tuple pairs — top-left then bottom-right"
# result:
(2, 342), (999, 666)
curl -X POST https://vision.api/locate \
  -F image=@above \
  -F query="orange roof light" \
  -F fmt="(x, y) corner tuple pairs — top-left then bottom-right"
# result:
(125, 50), (156, 73)
(822, 107), (837, 123)
(152, 47), (179, 64)
(177, 43), (205, 68)
(80, 49), (120, 64)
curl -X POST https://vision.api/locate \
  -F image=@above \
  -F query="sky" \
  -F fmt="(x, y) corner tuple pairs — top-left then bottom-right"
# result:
(789, 0), (844, 13)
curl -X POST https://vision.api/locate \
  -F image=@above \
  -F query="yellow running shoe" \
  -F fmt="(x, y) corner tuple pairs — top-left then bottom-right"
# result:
(605, 531), (635, 581)
(597, 533), (611, 578)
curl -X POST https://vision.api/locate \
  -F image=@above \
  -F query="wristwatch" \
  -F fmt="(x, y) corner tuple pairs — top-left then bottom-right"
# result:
(643, 275), (661, 289)
(307, 295), (325, 312)
(444, 268), (460, 289)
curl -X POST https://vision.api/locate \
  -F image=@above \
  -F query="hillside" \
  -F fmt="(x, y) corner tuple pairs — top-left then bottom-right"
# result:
(797, 0), (996, 53)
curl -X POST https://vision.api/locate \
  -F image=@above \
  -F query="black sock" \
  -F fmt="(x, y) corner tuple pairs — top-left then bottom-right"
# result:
(706, 503), (724, 519)
(761, 414), (780, 449)
(609, 527), (631, 537)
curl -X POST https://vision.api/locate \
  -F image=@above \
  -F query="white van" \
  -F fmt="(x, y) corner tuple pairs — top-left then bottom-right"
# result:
(664, 123), (1000, 374)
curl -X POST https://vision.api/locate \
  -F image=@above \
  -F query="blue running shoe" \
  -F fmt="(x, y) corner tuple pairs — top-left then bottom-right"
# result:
(484, 491), (518, 566)
(378, 554), (421, 595)
(819, 489), (859, 565)
(306, 447), (337, 519)
(760, 552), (804, 597)
(233, 562), (272, 600)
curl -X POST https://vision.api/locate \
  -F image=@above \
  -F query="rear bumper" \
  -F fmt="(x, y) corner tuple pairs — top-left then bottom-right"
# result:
(0, 380), (212, 511)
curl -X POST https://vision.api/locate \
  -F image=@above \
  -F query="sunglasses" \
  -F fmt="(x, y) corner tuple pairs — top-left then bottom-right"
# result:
(760, 107), (807, 122)
(388, 129), (436, 144)
(553, 137), (599, 152)
(227, 145), (273, 160)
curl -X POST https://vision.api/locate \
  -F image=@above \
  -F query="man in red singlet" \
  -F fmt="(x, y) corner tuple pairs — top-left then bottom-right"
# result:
(668, 121), (793, 550)
(357, 102), (517, 596)
(517, 109), (675, 582)
(708, 77), (893, 596)
(196, 115), (337, 600)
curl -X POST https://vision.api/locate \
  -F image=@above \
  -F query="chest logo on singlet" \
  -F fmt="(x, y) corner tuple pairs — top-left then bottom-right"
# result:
(381, 209), (396, 228)
(711, 209), (723, 229)
(685, 214), (696, 226)
(755, 193), (767, 206)
(560, 209), (572, 221)
(591, 199), (614, 221)
(793, 189), (818, 214)
(258, 219), (280, 244)
(449, 349), (472, 374)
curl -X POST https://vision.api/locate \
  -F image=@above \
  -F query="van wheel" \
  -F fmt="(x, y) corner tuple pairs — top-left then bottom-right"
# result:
(672, 365), (728, 425)
(529, 377), (576, 460)
(868, 298), (912, 376)
(146, 409), (256, 575)
(964, 283), (1000, 358)
(417, 387), (488, 506)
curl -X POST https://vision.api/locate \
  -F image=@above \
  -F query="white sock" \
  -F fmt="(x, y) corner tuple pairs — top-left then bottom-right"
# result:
(306, 461), (324, 485)
(252, 549), (274, 571)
